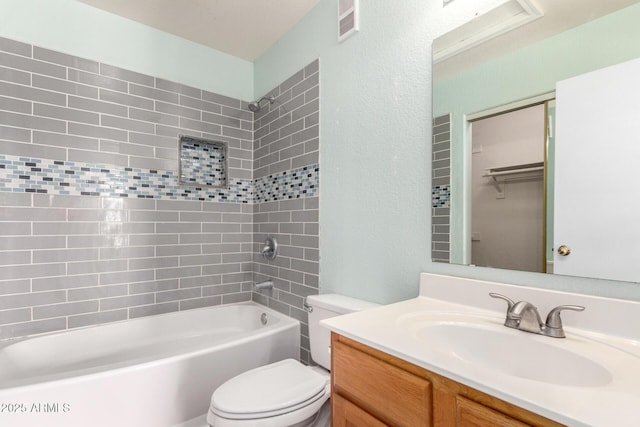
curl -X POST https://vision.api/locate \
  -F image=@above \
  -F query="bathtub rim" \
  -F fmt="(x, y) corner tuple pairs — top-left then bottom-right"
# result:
(0, 301), (297, 347)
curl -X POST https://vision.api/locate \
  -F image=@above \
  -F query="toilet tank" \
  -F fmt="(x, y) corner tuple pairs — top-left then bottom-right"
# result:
(306, 294), (379, 369)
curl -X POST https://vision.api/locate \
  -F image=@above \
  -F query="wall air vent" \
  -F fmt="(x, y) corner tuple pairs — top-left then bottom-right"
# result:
(338, 0), (359, 42)
(434, 0), (543, 63)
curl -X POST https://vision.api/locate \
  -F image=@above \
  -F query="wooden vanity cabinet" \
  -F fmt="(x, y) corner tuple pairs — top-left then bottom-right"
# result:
(331, 333), (564, 427)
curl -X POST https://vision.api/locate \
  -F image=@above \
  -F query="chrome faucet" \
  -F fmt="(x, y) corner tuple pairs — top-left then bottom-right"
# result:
(490, 293), (585, 338)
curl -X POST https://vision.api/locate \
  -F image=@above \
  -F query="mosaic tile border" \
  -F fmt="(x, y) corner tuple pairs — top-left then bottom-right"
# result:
(254, 164), (319, 203)
(432, 184), (450, 208)
(0, 155), (319, 203)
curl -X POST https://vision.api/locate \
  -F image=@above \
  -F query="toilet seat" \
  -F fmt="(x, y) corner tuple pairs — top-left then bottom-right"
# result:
(208, 359), (330, 424)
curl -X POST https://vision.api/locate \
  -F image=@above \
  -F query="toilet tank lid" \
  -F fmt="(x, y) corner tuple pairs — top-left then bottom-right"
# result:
(306, 293), (379, 314)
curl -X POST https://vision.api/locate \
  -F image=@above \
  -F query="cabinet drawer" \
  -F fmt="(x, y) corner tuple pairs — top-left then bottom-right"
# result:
(333, 393), (389, 427)
(332, 339), (432, 427)
(456, 396), (532, 427)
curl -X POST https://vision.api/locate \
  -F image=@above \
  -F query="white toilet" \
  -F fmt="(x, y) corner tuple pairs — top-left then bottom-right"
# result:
(206, 294), (377, 427)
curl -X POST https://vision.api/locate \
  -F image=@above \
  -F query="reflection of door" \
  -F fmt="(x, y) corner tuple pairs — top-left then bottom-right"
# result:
(470, 105), (545, 273)
(554, 57), (640, 282)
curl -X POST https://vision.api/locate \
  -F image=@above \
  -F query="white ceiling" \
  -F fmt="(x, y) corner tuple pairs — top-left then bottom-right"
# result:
(77, 0), (321, 61)
(78, 0), (639, 68)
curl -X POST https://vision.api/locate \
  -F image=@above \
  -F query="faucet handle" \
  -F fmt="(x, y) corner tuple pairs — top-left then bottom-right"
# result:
(489, 293), (515, 311)
(544, 305), (585, 338)
(490, 293), (521, 329)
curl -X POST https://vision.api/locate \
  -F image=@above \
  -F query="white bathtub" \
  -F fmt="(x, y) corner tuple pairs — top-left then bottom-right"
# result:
(0, 303), (300, 427)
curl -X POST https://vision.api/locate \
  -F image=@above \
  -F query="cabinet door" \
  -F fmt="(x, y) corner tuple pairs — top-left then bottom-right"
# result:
(456, 396), (532, 427)
(332, 340), (432, 426)
(333, 394), (389, 427)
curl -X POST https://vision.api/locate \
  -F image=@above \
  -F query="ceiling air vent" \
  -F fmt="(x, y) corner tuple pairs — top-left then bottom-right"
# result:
(338, 0), (359, 42)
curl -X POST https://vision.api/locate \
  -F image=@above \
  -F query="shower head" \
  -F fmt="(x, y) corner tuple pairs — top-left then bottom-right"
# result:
(248, 95), (275, 112)
(247, 101), (261, 112)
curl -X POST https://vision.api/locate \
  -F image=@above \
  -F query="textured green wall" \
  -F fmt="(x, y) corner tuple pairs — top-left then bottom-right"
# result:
(3, 0), (640, 302)
(256, 0), (432, 302)
(257, 0), (640, 303)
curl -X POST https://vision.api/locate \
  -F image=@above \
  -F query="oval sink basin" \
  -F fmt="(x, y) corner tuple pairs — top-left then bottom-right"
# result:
(412, 320), (613, 387)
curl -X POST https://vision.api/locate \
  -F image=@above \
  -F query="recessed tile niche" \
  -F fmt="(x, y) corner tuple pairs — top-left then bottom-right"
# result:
(178, 135), (227, 188)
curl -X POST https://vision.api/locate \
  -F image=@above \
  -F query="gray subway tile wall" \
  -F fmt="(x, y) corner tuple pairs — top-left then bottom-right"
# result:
(251, 59), (320, 364)
(0, 193), (254, 339)
(432, 114), (451, 263)
(0, 34), (321, 359)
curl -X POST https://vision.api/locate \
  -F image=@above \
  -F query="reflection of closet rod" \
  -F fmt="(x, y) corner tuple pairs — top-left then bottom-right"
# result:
(482, 162), (544, 178)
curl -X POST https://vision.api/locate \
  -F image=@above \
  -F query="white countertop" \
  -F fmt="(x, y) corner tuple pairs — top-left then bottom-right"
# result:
(322, 273), (640, 427)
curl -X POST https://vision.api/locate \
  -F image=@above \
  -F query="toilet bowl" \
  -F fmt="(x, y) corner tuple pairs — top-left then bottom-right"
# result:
(207, 359), (329, 427)
(206, 294), (378, 427)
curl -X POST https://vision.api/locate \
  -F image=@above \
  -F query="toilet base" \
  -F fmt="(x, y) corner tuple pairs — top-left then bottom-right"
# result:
(172, 413), (208, 427)
(306, 400), (330, 427)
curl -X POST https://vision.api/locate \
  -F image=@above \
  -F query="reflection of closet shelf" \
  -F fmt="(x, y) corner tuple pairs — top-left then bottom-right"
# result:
(483, 162), (544, 178)
(483, 162), (544, 197)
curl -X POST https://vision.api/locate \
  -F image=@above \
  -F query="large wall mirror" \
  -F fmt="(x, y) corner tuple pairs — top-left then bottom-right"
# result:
(432, 0), (640, 283)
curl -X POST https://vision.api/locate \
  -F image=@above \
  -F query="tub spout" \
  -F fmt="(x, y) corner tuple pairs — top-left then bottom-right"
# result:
(255, 280), (274, 291)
